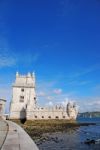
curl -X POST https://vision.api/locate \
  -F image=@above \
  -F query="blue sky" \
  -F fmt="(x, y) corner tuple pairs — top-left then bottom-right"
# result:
(0, 0), (100, 112)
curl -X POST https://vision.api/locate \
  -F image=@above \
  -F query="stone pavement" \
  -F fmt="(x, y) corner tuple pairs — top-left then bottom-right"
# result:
(0, 119), (8, 149)
(1, 120), (39, 150)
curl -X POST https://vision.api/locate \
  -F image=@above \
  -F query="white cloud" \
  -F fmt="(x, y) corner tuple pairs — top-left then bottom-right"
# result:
(31, 78), (100, 112)
(53, 88), (62, 94)
(77, 97), (100, 112)
(61, 98), (69, 106)
(69, 64), (100, 79)
(68, 80), (91, 86)
(47, 101), (53, 106)
(46, 96), (53, 101)
(0, 54), (16, 67)
(17, 52), (40, 65)
(87, 98), (100, 107)
(0, 35), (17, 68)
(37, 91), (46, 97)
(36, 79), (77, 107)
(0, 49), (40, 68)
(37, 80), (57, 89)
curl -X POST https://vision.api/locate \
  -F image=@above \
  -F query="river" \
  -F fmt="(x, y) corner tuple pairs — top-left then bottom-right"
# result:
(36, 118), (100, 150)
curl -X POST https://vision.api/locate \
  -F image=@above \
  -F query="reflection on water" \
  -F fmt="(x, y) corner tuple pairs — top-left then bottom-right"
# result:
(36, 118), (100, 150)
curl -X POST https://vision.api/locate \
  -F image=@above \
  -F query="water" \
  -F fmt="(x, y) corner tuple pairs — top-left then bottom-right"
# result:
(36, 118), (100, 150)
(77, 117), (100, 124)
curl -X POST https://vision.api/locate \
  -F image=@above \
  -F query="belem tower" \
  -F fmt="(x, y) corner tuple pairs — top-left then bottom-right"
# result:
(10, 72), (78, 120)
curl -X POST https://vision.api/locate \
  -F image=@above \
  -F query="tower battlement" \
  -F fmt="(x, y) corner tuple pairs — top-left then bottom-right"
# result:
(13, 72), (35, 88)
(16, 72), (35, 78)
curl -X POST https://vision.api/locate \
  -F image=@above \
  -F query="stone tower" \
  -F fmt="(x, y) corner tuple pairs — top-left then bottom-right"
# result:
(67, 102), (78, 120)
(10, 72), (36, 119)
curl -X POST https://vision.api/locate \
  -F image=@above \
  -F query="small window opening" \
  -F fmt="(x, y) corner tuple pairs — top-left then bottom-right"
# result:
(21, 89), (24, 92)
(55, 116), (59, 119)
(34, 97), (36, 100)
(20, 96), (24, 102)
(48, 116), (51, 119)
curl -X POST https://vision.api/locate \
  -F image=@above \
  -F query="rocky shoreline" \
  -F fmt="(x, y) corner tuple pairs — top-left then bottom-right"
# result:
(11, 119), (96, 140)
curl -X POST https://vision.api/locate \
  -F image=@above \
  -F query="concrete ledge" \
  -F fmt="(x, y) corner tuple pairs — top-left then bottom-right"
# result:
(0, 120), (8, 149)
(1, 121), (39, 150)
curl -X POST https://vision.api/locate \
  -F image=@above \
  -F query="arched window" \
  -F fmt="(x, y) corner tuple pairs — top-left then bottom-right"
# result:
(63, 116), (65, 118)
(35, 116), (37, 118)
(42, 116), (44, 118)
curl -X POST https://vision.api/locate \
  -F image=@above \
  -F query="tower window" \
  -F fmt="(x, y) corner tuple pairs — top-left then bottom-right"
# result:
(21, 89), (24, 92)
(34, 97), (36, 100)
(0, 104), (2, 112)
(20, 96), (24, 102)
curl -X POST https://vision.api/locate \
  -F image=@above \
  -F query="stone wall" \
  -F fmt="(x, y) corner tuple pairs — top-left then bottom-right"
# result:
(0, 99), (6, 118)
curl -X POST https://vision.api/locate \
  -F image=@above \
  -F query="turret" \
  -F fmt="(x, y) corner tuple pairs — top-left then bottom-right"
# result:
(16, 72), (19, 77)
(67, 102), (78, 119)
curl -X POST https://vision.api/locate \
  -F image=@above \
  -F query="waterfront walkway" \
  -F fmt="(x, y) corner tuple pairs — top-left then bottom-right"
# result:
(1, 120), (39, 150)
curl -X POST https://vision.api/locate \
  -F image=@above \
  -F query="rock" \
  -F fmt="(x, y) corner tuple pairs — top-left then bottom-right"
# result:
(95, 139), (100, 144)
(84, 138), (100, 145)
(84, 139), (95, 145)
(60, 139), (63, 142)
(55, 137), (58, 140)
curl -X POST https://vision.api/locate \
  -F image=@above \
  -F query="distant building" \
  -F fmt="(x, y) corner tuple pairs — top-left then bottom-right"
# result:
(0, 99), (6, 118)
(10, 72), (78, 120)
